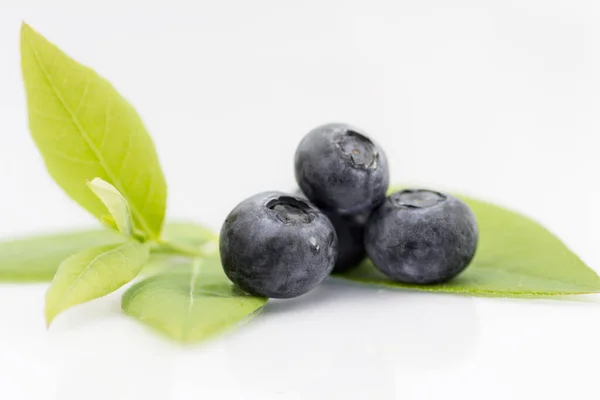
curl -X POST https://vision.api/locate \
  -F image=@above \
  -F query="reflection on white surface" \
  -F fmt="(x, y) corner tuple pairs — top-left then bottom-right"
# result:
(49, 292), (177, 400)
(3, 276), (600, 400)
(17, 277), (481, 400)
(0, 265), (481, 400)
(169, 280), (480, 400)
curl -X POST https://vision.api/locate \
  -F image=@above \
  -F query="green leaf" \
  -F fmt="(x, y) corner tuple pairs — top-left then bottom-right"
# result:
(0, 229), (123, 282)
(161, 222), (218, 250)
(20, 23), (167, 240)
(338, 189), (600, 296)
(46, 240), (150, 325)
(122, 259), (267, 343)
(0, 222), (214, 283)
(87, 177), (133, 237)
(142, 222), (218, 276)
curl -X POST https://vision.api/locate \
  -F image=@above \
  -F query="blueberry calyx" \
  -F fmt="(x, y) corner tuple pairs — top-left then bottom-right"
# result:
(336, 129), (379, 169)
(267, 196), (314, 224)
(391, 189), (447, 209)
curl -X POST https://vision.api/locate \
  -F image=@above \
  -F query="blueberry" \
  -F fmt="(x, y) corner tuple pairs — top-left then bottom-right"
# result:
(294, 189), (367, 273)
(326, 211), (369, 273)
(294, 123), (389, 214)
(365, 189), (478, 284)
(219, 191), (337, 298)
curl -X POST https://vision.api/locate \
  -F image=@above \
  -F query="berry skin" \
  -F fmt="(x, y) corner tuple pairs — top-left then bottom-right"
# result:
(365, 189), (478, 284)
(219, 191), (337, 299)
(326, 211), (369, 273)
(295, 189), (367, 273)
(294, 123), (389, 215)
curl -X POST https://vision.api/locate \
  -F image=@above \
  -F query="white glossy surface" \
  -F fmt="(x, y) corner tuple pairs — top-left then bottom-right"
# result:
(0, 1), (599, 399)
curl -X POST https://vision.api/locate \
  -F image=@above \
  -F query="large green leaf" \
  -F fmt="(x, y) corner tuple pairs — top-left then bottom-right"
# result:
(338, 190), (600, 296)
(0, 229), (123, 282)
(122, 259), (266, 343)
(0, 222), (214, 283)
(20, 23), (167, 240)
(46, 240), (150, 325)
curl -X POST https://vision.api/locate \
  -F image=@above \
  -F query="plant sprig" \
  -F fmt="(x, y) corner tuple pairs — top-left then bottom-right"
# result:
(1, 22), (596, 343)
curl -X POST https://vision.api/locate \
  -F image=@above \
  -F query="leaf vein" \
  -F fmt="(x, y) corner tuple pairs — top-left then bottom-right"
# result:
(29, 108), (72, 122)
(74, 77), (91, 116)
(44, 148), (97, 165)
(55, 242), (136, 313)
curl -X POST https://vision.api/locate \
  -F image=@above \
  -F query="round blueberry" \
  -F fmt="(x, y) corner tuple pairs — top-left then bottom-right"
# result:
(219, 191), (337, 298)
(365, 189), (478, 284)
(294, 123), (389, 214)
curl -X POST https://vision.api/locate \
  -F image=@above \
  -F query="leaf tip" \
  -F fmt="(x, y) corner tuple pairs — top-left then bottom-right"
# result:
(44, 286), (60, 328)
(86, 177), (97, 189)
(19, 22), (44, 71)
(20, 22), (30, 47)
(20, 21), (31, 34)
(44, 307), (56, 328)
(20, 21), (38, 43)
(88, 177), (102, 185)
(87, 177), (117, 193)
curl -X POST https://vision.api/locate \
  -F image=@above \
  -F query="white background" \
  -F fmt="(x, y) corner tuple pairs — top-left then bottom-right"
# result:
(1, 1), (599, 399)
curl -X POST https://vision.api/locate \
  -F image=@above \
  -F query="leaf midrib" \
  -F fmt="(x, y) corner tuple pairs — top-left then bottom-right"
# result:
(181, 258), (202, 341)
(24, 29), (157, 241)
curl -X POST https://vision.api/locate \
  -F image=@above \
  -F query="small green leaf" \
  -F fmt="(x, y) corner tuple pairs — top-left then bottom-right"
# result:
(338, 189), (600, 296)
(20, 23), (167, 240)
(0, 229), (123, 282)
(122, 259), (266, 343)
(87, 177), (133, 237)
(46, 240), (150, 325)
